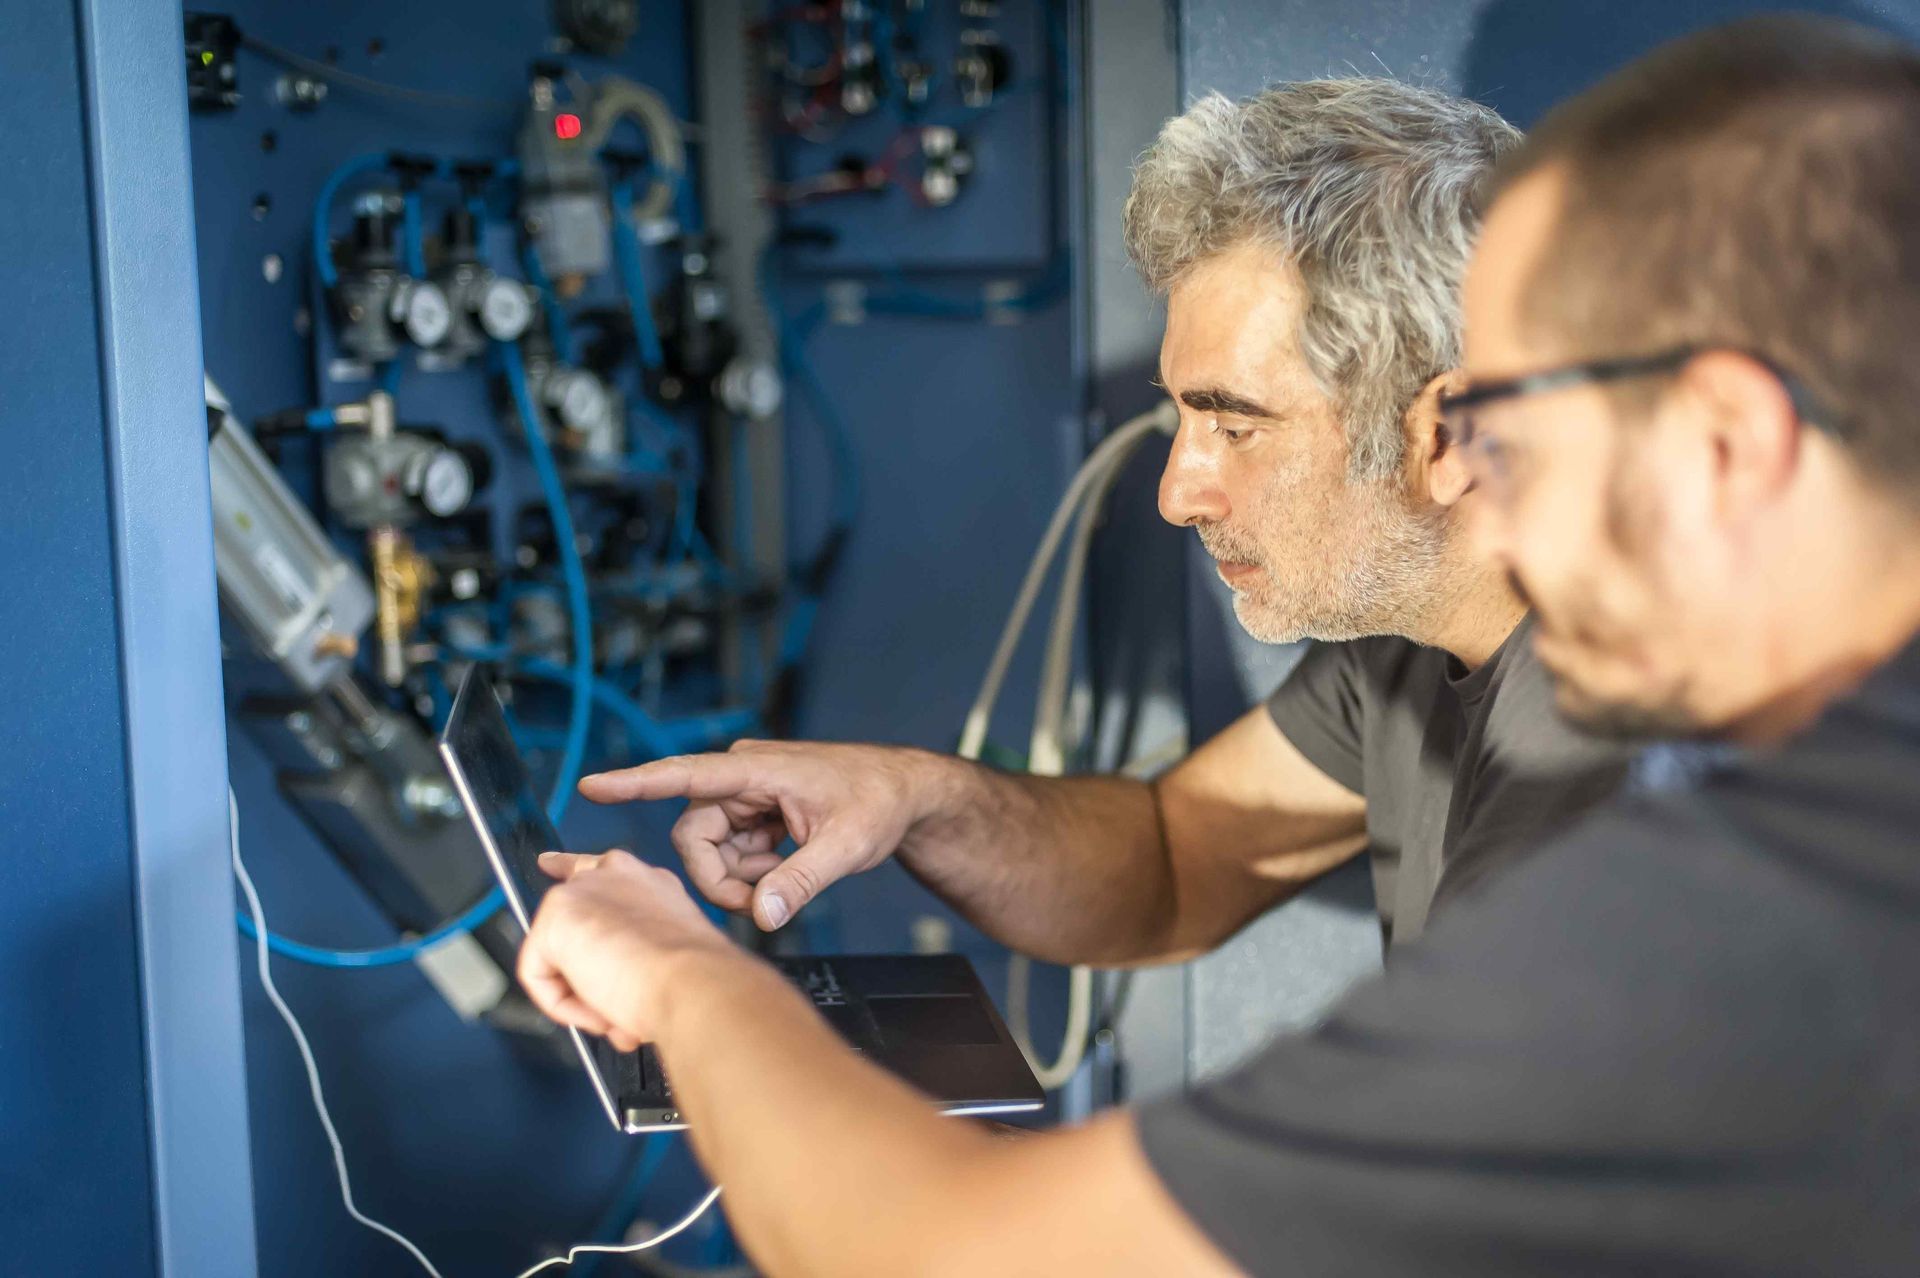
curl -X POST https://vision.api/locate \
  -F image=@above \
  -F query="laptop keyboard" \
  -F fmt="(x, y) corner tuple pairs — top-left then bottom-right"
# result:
(782, 957), (877, 1048)
(606, 1040), (674, 1101)
(621, 959), (882, 1106)
(641, 1045), (670, 1098)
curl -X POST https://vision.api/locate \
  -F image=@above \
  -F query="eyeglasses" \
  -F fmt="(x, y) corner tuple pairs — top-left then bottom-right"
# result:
(1438, 345), (1832, 498)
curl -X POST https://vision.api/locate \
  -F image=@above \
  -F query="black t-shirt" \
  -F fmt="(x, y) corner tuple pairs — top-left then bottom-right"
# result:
(1140, 638), (1920, 1276)
(1270, 615), (1636, 945)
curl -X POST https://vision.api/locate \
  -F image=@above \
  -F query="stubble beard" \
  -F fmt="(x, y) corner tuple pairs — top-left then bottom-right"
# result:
(1520, 461), (1695, 739)
(1205, 473), (1453, 646)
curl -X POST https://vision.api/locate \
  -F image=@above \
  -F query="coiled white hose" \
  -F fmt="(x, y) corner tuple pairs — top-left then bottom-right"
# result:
(957, 401), (1178, 1090)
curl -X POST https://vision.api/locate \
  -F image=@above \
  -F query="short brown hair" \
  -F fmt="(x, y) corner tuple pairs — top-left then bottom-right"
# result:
(1496, 16), (1920, 501)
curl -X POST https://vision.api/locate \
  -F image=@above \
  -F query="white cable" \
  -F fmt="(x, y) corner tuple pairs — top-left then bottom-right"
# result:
(1030, 441), (1134, 776)
(956, 402), (1179, 1089)
(233, 788), (726, 1276)
(509, 1185), (725, 1278)
(1005, 956), (1096, 1090)
(957, 402), (1179, 762)
(1011, 444), (1133, 1087)
(229, 790), (449, 1278)
(587, 77), (687, 222)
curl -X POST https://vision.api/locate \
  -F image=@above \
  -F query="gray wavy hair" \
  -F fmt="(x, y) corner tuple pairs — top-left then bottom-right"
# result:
(1124, 78), (1522, 479)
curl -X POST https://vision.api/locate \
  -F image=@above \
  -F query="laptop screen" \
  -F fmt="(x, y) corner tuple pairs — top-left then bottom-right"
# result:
(439, 669), (644, 1131)
(438, 671), (566, 930)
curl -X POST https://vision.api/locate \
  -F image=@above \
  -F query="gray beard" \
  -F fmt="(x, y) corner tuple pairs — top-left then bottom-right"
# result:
(1224, 496), (1454, 646)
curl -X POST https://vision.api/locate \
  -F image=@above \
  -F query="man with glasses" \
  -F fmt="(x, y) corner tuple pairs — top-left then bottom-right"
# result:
(506, 16), (1920, 1274)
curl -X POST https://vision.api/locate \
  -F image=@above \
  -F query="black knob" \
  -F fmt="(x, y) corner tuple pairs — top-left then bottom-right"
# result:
(387, 152), (438, 188)
(453, 160), (497, 193)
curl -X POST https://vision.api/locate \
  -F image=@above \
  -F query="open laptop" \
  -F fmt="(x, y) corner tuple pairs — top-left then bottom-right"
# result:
(438, 669), (1044, 1132)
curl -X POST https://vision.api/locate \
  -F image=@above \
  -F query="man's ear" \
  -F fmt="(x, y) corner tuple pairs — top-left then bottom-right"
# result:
(1676, 350), (1800, 522)
(1409, 368), (1473, 508)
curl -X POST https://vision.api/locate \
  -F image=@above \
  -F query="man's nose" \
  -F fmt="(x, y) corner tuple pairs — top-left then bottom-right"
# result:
(1158, 420), (1230, 527)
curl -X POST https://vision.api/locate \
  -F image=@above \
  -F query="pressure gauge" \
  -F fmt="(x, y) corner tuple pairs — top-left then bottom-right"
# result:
(405, 445), (476, 518)
(396, 280), (453, 348)
(477, 278), (534, 341)
(718, 357), (784, 419)
(547, 368), (612, 434)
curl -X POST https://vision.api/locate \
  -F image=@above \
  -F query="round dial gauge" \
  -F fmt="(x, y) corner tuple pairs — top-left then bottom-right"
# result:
(550, 371), (611, 433)
(720, 358), (784, 418)
(410, 447), (474, 518)
(477, 278), (533, 341)
(399, 281), (453, 348)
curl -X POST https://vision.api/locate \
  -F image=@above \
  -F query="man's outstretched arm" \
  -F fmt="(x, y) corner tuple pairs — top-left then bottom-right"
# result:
(579, 706), (1366, 966)
(517, 851), (1241, 1278)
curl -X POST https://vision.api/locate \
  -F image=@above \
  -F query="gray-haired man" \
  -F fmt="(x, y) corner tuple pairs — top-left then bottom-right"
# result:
(588, 79), (1633, 964)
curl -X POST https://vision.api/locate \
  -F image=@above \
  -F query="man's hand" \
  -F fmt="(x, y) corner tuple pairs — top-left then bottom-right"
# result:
(518, 850), (739, 1051)
(578, 741), (947, 933)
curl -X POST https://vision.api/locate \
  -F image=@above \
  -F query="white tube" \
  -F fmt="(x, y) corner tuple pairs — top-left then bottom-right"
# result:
(1030, 443), (1134, 775)
(587, 77), (686, 222)
(957, 401), (1177, 763)
(958, 401), (1178, 1091)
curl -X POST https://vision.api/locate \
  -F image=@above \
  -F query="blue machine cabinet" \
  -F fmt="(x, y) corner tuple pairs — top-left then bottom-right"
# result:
(1, 0), (1080, 1271)
(184, 1), (1080, 1274)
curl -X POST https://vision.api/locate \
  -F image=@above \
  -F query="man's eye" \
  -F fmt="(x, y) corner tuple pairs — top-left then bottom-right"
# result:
(1212, 419), (1252, 444)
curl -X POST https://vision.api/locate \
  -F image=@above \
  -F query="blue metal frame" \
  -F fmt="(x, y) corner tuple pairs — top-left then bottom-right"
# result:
(0, 11), (153, 1272)
(78, 0), (259, 1271)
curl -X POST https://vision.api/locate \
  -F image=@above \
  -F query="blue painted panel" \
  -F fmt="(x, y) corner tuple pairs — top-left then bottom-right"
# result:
(780, 301), (1080, 964)
(784, 307), (1077, 753)
(775, 0), (1061, 273)
(0, 3), (157, 1272)
(1464, 0), (1919, 128)
(81, 0), (262, 1269)
(1182, 0), (1920, 128)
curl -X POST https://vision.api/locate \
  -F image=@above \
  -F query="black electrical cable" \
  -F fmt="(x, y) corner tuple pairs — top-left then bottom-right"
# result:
(240, 33), (522, 113)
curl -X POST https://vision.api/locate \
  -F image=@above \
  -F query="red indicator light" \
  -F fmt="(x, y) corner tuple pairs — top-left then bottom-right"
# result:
(554, 113), (583, 141)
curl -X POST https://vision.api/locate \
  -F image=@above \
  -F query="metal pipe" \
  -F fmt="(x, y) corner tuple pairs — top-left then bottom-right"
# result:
(366, 388), (396, 441)
(370, 524), (408, 686)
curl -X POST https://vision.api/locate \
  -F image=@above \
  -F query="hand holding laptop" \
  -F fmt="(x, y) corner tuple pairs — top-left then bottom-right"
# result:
(442, 669), (1041, 1130)
(519, 849), (743, 1054)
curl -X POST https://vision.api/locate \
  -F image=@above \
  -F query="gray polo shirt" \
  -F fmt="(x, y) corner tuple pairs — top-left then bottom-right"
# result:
(1269, 614), (1635, 945)
(1139, 636), (1920, 1275)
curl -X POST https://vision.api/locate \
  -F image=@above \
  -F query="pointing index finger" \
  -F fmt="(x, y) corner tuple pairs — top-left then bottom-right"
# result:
(579, 753), (769, 805)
